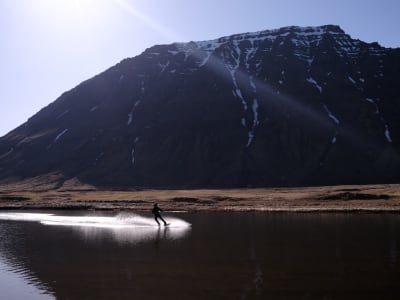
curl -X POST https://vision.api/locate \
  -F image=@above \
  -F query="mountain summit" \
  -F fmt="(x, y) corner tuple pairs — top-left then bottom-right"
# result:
(1, 25), (399, 188)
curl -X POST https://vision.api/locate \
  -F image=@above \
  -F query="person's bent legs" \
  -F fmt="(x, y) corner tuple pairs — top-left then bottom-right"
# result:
(155, 214), (167, 225)
(159, 216), (168, 225)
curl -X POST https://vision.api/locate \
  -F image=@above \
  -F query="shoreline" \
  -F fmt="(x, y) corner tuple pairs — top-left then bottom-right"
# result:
(1, 183), (400, 213)
(1, 207), (400, 214)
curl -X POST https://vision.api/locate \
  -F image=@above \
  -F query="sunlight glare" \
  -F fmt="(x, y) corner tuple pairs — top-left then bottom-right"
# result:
(111, 0), (184, 42)
(33, 0), (110, 34)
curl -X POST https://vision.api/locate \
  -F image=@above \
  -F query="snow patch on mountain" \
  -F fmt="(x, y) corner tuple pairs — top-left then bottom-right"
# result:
(159, 61), (170, 73)
(246, 74), (259, 147)
(54, 129), (68, 142)
(127, 112), (133, 126)
(198, 52), (212, 67)
(307, 77), (322, 93)
(172, 25), (364, 73)
(205, 36), (261, 146)
(384, 126), (392, 143)
(348, 76), (356, 85)
(127, 80), (145, 126)
(366, 98), (380, 114)
(323, 105), (340, 124)
(161, 25), (387, 89)
(223, 40), (248, 116)
(365, 98), (392, 143)
(131, 137), (140, 166)
(168, 50), (179, 55)
(244, 42), (258, 71)
(56, 109), (70, 120)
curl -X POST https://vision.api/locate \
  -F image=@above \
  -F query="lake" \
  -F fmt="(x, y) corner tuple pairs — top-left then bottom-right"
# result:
(0, 211), (399, 299)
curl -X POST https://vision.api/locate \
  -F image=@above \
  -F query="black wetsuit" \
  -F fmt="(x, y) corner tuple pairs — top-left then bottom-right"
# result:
(152, 206), (167, 225)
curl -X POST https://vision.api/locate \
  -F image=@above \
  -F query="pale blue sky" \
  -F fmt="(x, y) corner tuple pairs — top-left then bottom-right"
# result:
(1, 0), (399, 137)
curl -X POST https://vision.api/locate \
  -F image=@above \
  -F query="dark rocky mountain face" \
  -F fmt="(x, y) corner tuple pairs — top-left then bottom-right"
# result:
(1, 25), (399, 188)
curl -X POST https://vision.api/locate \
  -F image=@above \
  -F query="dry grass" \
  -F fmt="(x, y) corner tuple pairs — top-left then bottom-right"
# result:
(0, 179), (400, 212)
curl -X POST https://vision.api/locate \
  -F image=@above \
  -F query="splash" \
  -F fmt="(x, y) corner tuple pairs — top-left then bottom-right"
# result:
(0, 212), (192, 244)
(0, 212), (190, 228)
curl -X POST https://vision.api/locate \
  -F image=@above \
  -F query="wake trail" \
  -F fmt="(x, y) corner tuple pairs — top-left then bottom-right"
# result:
(0, 212), (191, 229)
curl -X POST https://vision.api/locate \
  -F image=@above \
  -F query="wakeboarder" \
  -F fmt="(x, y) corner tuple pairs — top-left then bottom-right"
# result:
(152, 203), (169, 226)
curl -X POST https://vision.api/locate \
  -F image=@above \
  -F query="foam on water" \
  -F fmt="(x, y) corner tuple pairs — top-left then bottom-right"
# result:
(0, 212), (189, 228)
(0, 212), (192, 244)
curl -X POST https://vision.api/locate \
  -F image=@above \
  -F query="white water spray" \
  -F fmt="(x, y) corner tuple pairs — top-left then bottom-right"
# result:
(0, 212), (192, 244)
(0, 212), (190, 227)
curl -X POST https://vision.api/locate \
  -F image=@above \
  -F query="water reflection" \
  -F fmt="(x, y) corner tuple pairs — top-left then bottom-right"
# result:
(0, 212), (399, 299)
(77, 220), (191, 244)
(0, 211), (192, 300)
(389, 221), (399, 268)
(0, 223), (55, 300)
(0, 258), (54, 300)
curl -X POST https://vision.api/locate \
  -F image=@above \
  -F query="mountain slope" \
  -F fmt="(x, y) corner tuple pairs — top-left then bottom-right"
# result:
(1, 25), (399, 188)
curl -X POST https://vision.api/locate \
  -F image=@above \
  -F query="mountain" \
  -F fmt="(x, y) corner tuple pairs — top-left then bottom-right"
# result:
(0, 25), (399, 188)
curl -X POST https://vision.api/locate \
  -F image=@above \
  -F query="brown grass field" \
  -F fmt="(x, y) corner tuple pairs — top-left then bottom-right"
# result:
(0, 176), (399, 212)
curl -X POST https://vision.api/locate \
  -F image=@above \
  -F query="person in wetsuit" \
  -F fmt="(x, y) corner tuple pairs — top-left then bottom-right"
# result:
(152, 203), (168, 226)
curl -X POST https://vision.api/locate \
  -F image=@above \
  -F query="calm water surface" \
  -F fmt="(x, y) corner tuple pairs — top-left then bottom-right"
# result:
(0, 211), (399, 299)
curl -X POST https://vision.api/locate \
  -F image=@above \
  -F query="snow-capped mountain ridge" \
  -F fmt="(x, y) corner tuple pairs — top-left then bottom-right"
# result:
(171, 25), (383, 62)
(193, 25), (346, 47)
(164, 25), (387, 149)
(0, 25), (399, 188)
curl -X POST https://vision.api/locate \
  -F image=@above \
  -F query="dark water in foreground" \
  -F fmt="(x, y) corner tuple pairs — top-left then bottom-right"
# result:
(0, 211), (399, 300)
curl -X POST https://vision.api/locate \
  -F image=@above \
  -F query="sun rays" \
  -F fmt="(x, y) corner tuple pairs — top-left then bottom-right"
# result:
(111, 0), (184, 42)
